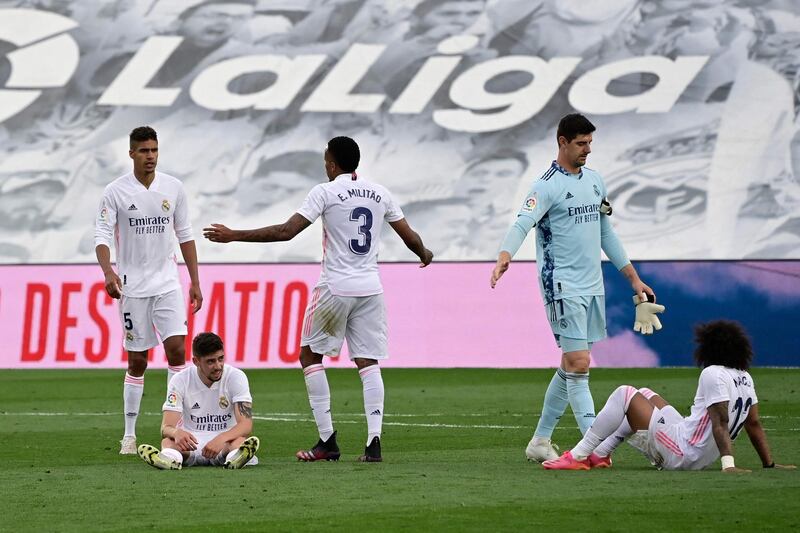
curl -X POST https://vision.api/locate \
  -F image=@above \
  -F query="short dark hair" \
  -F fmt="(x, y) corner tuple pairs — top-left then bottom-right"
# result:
(192, 332), (224, 358)
(556, 113), (596, 143)
(693, 320), (753, 371)
(129, 126), (157, 148)
(327, 136), (360, 173)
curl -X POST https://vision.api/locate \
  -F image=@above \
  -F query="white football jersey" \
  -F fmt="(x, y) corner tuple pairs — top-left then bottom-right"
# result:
(678, 365), (758, 469)
(95, 172), (194, 297)
(163, 364), (252, 433)
(297, 173), (404, 297)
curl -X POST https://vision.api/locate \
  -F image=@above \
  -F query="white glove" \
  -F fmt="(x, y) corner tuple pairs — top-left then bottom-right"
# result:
(633, 295), (665, 335)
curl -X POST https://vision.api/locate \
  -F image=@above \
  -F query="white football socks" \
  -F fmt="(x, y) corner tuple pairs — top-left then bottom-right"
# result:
(161, 447), (184, 465)
(167, 364), (187, 385)
(572, 385), (637, 460)
(303, 364), (334, 441)
(123, 372), (144, 437)
(359, 365), (384, 446)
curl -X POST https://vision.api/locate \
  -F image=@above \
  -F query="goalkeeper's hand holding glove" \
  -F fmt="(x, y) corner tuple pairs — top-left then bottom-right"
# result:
(633, 294), (665, 335)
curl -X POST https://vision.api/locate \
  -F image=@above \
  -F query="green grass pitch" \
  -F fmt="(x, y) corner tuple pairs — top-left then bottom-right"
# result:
(2, 368), (798, 532)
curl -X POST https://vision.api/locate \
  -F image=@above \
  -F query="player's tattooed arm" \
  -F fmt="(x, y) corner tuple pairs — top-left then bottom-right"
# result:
(204, 214), (311, 243)
(236, 402), (253, 419)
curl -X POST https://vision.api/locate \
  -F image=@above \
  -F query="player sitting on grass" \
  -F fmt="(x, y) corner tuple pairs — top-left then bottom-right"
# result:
(137, 332), (259, 470)
(543, 320), (796, 472)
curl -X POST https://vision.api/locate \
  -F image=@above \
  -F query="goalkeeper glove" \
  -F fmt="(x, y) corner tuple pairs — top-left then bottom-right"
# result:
(633, 295), (665, 335)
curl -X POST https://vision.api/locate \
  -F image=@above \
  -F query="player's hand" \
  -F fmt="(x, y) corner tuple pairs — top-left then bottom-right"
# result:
(491, 252), (511, 289)
(419, 248), (433, 268)
(631, 280), (655, 305)
(202, 435), (227, 459)
(173, 429), (198, 452)
(723, 466), (752, 473)
(203, 223), (236, 243)
(189, 283), (203, 314)
(633, 295), (665, 335)
(103, 271), (122, 299)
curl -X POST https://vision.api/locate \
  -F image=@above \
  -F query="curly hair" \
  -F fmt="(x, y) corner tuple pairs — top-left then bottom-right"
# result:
(693, 320), (753, 371)
(192, 332), (224, 358)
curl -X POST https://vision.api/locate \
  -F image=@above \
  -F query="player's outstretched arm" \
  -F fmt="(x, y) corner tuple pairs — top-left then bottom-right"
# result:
(95, 244), (122, 299)
(388, 218), (433, 267)
(204, 214), (312, 243)
(744, 404), (796, 470)
(179, 240), (203, 313)
(491, 251), (512, 289)
(708, 402), (750, 472)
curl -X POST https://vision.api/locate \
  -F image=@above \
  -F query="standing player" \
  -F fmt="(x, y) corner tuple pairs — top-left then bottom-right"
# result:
(137, 332), (259, 470)
(543, 321), (797, 472)
(95, 126), (203, 454)
(204, 136), (433, 462)
(490, 113), (664, 462)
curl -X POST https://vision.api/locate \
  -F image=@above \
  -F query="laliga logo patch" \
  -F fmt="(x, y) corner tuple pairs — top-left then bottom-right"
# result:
(99, 207), (108, 221)
(161, 200), (170, 212)
(219, 396), (229, 409)
(0, 9), (80, 123)
(522, 196), (537, 212)
(167, 392), (178, 406)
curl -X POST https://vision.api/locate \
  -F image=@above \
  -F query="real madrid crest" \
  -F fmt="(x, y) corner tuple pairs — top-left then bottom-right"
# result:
(162, 199), (170, 212)
(126, 331), (134, 341)
(219, 396), (229, 409)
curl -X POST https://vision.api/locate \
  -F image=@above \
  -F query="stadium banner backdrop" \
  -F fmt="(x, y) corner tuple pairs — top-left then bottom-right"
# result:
(1, 1), (800, 264)
(0, 261), (798, 369)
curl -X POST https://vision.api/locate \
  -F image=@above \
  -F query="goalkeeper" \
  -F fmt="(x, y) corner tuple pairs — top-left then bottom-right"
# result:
(490, 113), (663, 465)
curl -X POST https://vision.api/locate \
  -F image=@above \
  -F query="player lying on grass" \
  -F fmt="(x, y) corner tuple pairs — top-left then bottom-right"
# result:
(543, 320), (796, 472)
(137, 332), (259, 470)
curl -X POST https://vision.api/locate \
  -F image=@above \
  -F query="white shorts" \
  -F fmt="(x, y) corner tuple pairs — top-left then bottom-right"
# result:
(300, 284), (388, 360)
(182, 430), (258, 467)
(628, 405), (689, 470)
(120, 289), (187, 351)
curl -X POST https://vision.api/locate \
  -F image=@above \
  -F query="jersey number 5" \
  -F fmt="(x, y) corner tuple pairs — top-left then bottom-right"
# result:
(349, 207), (373, 255)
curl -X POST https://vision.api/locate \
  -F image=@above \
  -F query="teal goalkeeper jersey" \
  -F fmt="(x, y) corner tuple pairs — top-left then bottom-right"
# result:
(500, 161), (630, 304)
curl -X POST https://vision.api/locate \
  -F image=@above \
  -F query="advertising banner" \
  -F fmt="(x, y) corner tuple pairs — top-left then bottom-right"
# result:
(2, 261), (798, 369)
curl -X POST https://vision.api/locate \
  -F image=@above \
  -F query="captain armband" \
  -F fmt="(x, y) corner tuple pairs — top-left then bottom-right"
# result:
(600, 198), (613, 216)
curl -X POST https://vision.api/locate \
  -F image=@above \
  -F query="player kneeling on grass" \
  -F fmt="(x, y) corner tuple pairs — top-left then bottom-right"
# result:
(138, 332), (259, 470)
(543, 320), (796, 472)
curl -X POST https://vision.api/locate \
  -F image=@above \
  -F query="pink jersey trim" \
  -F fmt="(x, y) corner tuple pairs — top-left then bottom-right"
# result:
(689, 413), (710, 445)
(655, 431), (684, 457)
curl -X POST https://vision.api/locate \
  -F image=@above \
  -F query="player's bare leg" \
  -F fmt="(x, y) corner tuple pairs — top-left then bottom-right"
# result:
(121, 350), (148, 454)
(163, 335), (188, 385)
(355, 358), (383, 463)
(297, 346), (340, 461)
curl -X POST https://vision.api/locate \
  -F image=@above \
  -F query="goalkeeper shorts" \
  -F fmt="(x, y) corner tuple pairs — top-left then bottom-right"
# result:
(546, 295), (607, 352)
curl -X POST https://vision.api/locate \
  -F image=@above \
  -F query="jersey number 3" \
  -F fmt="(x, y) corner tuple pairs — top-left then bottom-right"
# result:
(349, 207), (373, 255)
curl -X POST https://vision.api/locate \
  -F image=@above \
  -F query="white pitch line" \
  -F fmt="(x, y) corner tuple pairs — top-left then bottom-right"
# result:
(1, 411), (798, 431)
